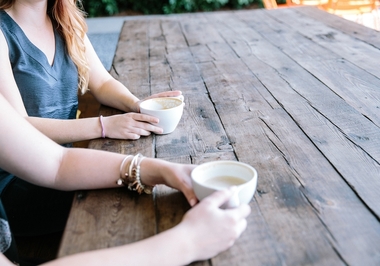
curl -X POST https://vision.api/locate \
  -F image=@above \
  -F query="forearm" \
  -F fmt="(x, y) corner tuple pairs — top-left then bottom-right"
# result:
(26, 116), (103, 144)
(91, 78), (140, 113)
(55, 154), (168, 191)
(42, 224), (194, 266)
(55, 148), (123, 190)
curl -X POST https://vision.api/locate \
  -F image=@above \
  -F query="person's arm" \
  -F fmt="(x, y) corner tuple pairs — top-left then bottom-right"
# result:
(0, 254), (14, 266)
(0, 94), (251, 265)
(0, 93), (196, 203)
(0, 31), (161, 142)
(0, 190), (250, 266)
(0, 188), (250, 266)
(42, 189), (249, 266)
(84, 34), (182, 113)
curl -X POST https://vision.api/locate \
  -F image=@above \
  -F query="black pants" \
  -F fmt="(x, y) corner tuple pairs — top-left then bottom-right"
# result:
(2, 177), (74, 236)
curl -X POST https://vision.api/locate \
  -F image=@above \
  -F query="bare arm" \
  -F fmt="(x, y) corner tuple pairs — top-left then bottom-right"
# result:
(85, 34), (182, 113)
(84, 33), (140, 113)
(1, 187), (250, 266)
(0, 30), (179, 143)
(41, 188), (249, 266)
(0, 93), (196, 200)
(0, 94), (250, 265)
(0, 30), (152, 143)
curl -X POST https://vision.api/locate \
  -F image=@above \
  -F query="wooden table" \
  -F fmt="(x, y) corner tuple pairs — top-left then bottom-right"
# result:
(58, 6), (380, 265)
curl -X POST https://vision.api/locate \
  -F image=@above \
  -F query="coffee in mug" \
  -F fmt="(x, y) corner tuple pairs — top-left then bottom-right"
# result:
(202, 176), (246, 189)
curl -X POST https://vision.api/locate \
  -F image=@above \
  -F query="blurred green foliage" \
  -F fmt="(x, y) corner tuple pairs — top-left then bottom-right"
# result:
(81, 0), (260, 17)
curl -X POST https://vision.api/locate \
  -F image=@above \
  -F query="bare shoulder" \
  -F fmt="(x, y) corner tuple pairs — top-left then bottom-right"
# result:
(0, 27), (28, 115)
(0, 28), (9, 53)
(0, 28), (13, 79)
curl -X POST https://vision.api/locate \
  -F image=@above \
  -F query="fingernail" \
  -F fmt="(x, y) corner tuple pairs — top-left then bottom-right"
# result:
(190, 198), (197, 207)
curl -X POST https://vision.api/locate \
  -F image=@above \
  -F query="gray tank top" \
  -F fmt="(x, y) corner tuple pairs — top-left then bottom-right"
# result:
(0, 10), (79, 194)
(0, 10), (78, 119)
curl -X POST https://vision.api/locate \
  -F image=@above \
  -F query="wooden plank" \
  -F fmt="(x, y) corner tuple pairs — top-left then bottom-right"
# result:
(198, 57), (380, 266)
(236, 9), (380, 128)
(111, 20), (150, 95)
(296, 6), (380, 49)
(235, 9), (380, 160)
(146, 18), (234, 159)
(60, 9), (380, 265)
(190, 42), (239, 63)
(60, 20), (157, 258)
(202, 11), (380, 216)
(179, 13), (225, 46)
(191, 40), (337, 264)
(264, 8), (380, 78)
(243, 50), (380, 210)
(198, 66), (344, 264)
(58, 188), (156, 256)
(191, 14), (380, 263)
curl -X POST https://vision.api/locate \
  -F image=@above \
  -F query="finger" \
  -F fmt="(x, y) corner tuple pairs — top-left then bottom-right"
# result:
(181, 186), (198, 207)
(235, 218), (248, 237)
(154, 90), (182, 98)
(123, 133), (141, 140)
(229, 203), (251, 220)
(130, 113), (160, 124)
(125, 121), (163, 135)
(150, 125), (164, 134)
(130, 128), (152, 137)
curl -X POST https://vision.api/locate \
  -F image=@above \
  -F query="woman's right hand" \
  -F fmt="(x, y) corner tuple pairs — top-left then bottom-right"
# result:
(102, 113), (163, 139)
(178, 188), (251, 263)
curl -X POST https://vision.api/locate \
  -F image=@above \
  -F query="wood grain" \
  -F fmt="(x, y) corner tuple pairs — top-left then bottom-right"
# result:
(59, 7), (380, 265)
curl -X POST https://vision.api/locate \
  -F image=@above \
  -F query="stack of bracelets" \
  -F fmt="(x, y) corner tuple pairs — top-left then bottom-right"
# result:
(116, 153), (155, 194)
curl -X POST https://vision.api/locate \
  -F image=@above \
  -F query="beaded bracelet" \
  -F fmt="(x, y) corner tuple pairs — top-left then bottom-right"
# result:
(116, 153), (154, 194)
(99, 115), (106, 138)
(117, 155), (132, 185)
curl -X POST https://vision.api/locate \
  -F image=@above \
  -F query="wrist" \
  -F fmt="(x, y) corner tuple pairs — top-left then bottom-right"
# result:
(121, 95), (140, 113)
(132, 99), (141, 113)
(139, 157), (164, 186)
(168, 223), (197, 265)
(99, 115), (106, 138)
(116, 154), (155, 194)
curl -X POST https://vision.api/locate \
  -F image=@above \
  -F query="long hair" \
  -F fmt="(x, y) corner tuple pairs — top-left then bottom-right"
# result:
(1, 0), (90, 94)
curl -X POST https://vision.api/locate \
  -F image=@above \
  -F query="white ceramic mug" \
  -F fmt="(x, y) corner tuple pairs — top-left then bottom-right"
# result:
(191, 161), (258, 208)
(140, 96), (184, 134)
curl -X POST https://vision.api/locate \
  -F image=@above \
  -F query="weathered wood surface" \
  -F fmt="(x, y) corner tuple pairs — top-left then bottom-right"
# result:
(59, 6), (380, 265)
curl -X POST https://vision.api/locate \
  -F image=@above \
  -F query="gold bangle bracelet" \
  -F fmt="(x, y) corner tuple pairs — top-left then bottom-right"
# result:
(117, 153), (154, 194)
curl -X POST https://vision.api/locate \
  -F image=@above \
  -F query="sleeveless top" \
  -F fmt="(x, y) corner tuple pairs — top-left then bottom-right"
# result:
(0, 10), (78, 118)
(0, 11), (78, 194)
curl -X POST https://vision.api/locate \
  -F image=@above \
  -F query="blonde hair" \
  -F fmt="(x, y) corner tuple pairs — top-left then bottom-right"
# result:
(1, 0), (90, 94)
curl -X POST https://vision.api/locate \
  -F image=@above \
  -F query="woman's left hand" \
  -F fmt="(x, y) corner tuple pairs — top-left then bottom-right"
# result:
(141, 158), (198, 207)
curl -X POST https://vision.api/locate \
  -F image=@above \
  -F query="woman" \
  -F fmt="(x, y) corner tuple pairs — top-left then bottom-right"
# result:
(0, 0), (175, 141)
(0, 93), (251, 265)
(0, 0), (180, 237)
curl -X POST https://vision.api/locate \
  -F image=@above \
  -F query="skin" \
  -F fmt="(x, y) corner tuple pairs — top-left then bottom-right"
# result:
(0, 0), (182, 143)
(0, 2), (252, 264)
(0, 93), (251, 265)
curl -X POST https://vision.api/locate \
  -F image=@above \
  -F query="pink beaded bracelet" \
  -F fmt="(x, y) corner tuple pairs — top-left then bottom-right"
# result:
(99, 115), (106, 138)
